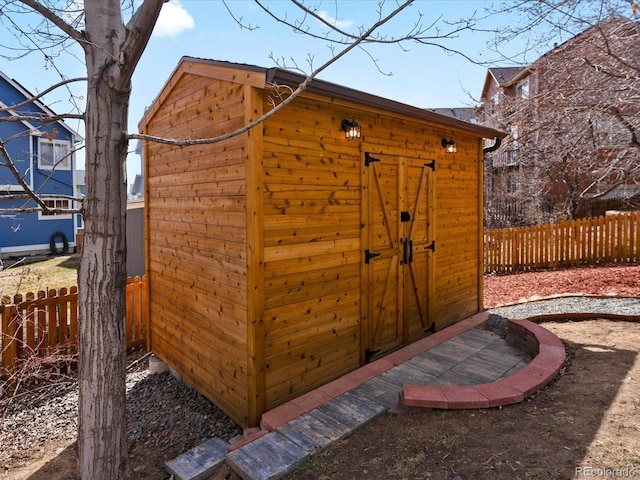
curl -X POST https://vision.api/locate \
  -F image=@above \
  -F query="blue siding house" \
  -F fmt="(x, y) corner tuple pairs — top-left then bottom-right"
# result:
(0, 71), (82, 259)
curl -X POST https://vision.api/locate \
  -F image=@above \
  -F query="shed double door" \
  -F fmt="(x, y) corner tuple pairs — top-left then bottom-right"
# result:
(363, 152), (435, 362)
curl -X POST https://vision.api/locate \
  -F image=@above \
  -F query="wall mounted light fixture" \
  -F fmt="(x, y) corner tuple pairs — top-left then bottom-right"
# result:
(341, 119), (361, 140)
(442, 138), (457, 153)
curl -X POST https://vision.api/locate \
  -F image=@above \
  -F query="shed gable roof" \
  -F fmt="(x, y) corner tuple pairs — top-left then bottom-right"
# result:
(141, 57), (506, 141)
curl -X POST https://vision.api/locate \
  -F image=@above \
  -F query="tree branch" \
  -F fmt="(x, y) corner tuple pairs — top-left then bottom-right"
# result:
(16, 0), (84, 43)
(118, 0), (167, 88)
(131, 0), (415, 147)
(0, 113), (84, 123)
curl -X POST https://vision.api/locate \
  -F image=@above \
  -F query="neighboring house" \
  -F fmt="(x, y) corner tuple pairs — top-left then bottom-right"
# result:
(0, 71), (82, 258)
(139, 57), (505, 427)
(480, 17), (640, 227)
(126, 141), (145, 277)
(430, 107), (481, 125)
(128, 139), (144, 200)
(125, 201), (145, 277)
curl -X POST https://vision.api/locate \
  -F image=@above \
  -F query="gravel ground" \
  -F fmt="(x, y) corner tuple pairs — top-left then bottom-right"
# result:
(0, 353), (242, 476)
(489, 296), (640, 319)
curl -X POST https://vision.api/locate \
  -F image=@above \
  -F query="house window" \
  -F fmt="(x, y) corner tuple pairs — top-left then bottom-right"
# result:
(506, 172), (518, 193)
(517, 78), (529, 99)
(38, 198), (72, 219)
(38, 138), (71, 170)
(491, 93), (499, 114)
(510, 125), (519, 140)
(595, 117), (628, 146)
(506, 149), (519, 167)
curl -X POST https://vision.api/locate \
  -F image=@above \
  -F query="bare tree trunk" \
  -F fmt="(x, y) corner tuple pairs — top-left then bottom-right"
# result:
(72, 1), (165, 477)
(77, 38), (131, 480)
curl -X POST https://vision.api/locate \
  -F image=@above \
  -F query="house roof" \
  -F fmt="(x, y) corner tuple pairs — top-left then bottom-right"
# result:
(429, 107), (479, 124)
(480, 16), (639, 103)
(480, 66), (531, 103)
(0, 71), (83, 142)
(142, 57), (507, 141)
(488, 67), (527, 86)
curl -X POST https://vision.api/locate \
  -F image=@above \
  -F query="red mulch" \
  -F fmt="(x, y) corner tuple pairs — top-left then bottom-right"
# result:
(484, 263), (640, 308)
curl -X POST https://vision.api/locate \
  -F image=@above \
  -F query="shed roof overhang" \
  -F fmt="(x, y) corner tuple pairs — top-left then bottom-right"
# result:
(265, 66), (506, 140)
(141, 57), (507, 142)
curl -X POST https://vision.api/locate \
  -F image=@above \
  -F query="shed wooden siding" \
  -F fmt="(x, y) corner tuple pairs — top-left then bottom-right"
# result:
(141, 59), (502, 427)
(261, 94), (364, 409)
(434, 139), (484, 326)
(143, 67), (253, 425)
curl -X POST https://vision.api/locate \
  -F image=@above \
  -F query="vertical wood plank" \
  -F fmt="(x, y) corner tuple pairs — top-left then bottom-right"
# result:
(244, 84), (265, 427)
(59, 288), (69, 355)
(126, 277), (134, 345)
(1, 304), (18, 370)
(47, 289), (57, 353)
(69, 286), (78, 352)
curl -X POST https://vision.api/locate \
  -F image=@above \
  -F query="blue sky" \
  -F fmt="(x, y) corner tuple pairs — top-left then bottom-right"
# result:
(0, 1), (540, 182)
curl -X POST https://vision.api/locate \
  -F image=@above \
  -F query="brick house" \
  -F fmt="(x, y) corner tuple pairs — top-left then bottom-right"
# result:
(480, 17), (640, 227)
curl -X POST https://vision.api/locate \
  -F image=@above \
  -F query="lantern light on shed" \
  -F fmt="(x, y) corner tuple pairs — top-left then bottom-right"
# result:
(441, 138), (457, 153)
(341, 119), (361, 140)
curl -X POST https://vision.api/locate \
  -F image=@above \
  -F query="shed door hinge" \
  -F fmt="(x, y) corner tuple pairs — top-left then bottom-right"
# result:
(365, 152), (380, 166)
(425, 240), (436, 252)
(365, 348), (381, 363)
(425, 160), (436, 171)
(364, 249), (381, 264)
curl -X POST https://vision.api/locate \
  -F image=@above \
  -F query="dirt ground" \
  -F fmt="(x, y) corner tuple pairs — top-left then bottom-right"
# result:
(3, 264), (640, 480)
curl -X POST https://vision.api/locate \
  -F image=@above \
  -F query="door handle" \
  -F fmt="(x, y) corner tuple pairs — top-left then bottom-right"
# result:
(401, 238), (413, 265)
(401, 238), (407, 265)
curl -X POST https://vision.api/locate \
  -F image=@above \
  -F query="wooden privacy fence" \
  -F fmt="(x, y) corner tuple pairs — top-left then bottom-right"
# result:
(1, 275), (147, 372)
(484, 212), (640, 274)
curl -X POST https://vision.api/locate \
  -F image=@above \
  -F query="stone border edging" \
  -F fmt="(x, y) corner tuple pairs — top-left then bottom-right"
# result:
(403, 319), (566, 409)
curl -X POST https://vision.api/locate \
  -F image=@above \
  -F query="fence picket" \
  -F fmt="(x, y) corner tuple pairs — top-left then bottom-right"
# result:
(69, 286), (78, 349)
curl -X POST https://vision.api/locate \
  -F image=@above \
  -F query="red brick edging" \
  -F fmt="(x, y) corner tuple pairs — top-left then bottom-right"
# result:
(403, 319), (566, 409)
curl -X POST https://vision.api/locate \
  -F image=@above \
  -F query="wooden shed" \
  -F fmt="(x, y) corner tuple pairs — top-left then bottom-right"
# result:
(139, 57), (506, 427)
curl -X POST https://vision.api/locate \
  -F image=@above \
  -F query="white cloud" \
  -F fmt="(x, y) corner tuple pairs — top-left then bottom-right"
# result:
(317, 10), (354, 30)
(154, 0), (194, 38)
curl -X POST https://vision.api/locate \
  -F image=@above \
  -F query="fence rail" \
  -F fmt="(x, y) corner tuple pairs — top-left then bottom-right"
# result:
(484, 212), (640, 274)
(1, 275), (146, 372)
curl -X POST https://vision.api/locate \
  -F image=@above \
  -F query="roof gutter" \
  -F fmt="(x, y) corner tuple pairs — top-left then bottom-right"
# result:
(483, 137), (502, 154)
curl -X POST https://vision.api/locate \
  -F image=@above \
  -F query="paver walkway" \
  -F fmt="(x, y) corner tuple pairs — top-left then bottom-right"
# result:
(349, 327), (530, 412)
(169, 311), (548, 480)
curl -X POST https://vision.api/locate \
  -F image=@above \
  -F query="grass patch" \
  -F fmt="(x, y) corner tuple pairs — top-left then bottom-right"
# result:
(0, 255), (79, 297)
